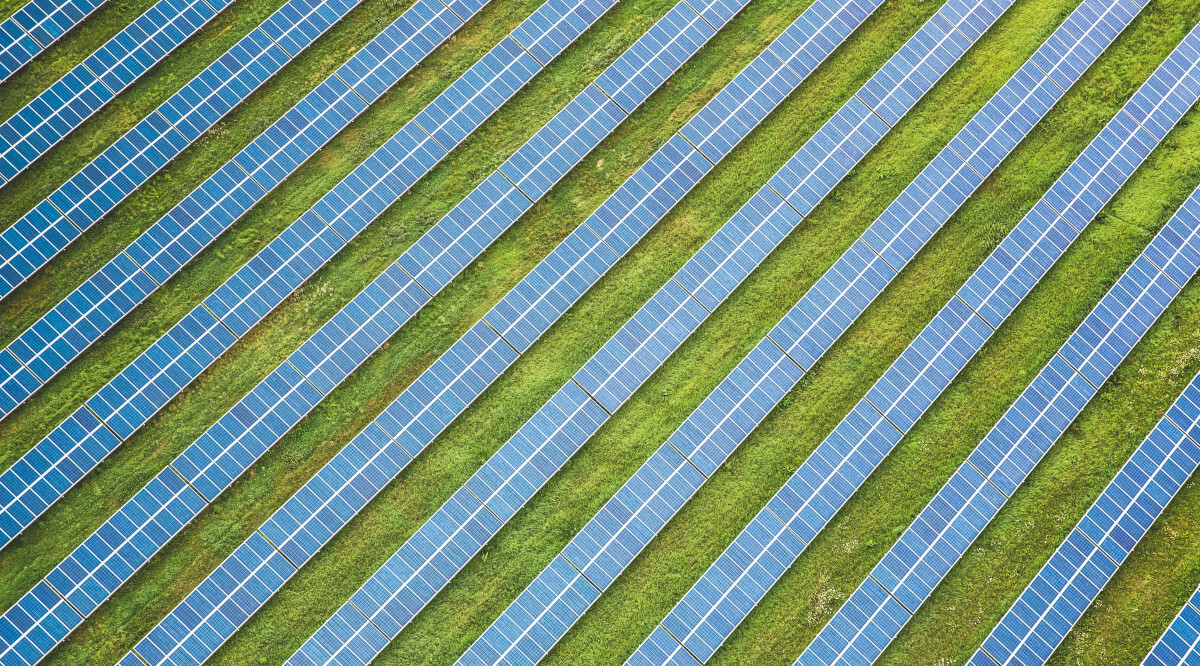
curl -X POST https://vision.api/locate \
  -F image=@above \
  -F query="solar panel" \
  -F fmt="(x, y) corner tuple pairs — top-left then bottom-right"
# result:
(0, 0), (487, 424)
(1143, 583), (1200, 665)
(279, 0), (1028, 661)
(0, 0), (366, 300)
(968, 372), (1200, 666)
(617, 1), (1174, 662)
(0, 0), (687, 661)
(796, 191), (1200, 666)
(108, 1), (756, 662)
(0, 0), (107, 82)
(0, 0), (232, 184)
(459, 0), (1068, 659)
(0, 2), (542, 658)
(0, 0), (501, 546)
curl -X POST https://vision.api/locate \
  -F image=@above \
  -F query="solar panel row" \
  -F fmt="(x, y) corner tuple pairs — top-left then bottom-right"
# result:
(1144, 583), (1200, 665)
(0, 0), (681, 659)
(968, 369), (1200, 666)
(106, 2), (754, 664)
(0, 0), (232, 184)
(0, 0), (492, 425)
(457, 0), (1019, 660)
(620, 0), (1158, 662)
(0, 0), (505, 548)
(278, 0), (879, 657)
(0, 0), (534, 662)
(799, 185), (1200, 666)
(0, 0), (366, 301)
(0, 0), (106, 82)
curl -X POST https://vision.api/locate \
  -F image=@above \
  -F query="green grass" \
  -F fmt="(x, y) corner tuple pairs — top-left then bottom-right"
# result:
(0, 0), (562, 462)
(0, 0), (293, 218)
(1, 0), (1197, 663)
(4, 0), (805, 660)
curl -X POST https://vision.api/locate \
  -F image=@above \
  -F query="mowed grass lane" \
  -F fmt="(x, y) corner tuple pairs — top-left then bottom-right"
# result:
(0, 0), (477, 451)
(19, 0), (805, 661)
(690, 3), (1200, 665)
(517, 1), (1198, 664)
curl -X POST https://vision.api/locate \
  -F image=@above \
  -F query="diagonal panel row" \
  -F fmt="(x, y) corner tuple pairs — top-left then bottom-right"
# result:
(0, 0), (569, 661)
(116, 0), (795, 663)
(0, 0), (512, 547)
(0, 0), (621, 656)
(458, 0), (1019, 660)
(0, 0), (486, 422)
(29, 1), (723, 664)
(0, 0), (232, 183)
(1143, 583), (1200, 665)
(0, 0), (367, 300)
(269, 1), (885, 663)
(796, 193), (1200, 664)
(0, 0), (106, 82)
(625, 0), (1164, 662)
(968, 370), (1200, 666)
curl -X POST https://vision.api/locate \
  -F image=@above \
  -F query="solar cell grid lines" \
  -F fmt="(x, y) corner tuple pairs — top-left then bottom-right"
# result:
(0, 0), (232, 184)
(0, 0), (514, 548)
(108, 0), (764, 662)
(457, 0), (1019, 659)
(0, 0), (106, 82)
(0, 0), (500, 427)
(797, 193), (1200, 666)
(967, 370), (1200, 666)
(259, 0), (911, 661)
(621, 0), (1174, 662)
(0, 0), (720, 661)
(0, 0), (1197, 659)
(0, 0), (366, 303)
(1144, 584), (1200, 666)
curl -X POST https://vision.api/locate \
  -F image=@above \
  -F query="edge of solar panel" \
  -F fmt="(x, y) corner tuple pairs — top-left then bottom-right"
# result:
(0, 0), (234, 184)
(795, 187), (1200, 666)
(0, 0), (108, 82)
(613, 1), (1164, 662)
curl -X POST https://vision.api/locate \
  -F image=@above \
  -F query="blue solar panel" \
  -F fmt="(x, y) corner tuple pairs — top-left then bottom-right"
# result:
(0, 0), (225, 184)
(795, 189), (1200, 666)
(0, 0), (107, 82)
(969, 374), (1200, 666)
(276, 0), (915, 660)
(463, 0), (1069, 658)
(0, 0), (372, 301)
(0, 0), (501, 550)
(0, 0), (476, 423)
(620, 1), (1170, 662)
(103, 0), (738, 661)
(1143, 585), (1200, 666)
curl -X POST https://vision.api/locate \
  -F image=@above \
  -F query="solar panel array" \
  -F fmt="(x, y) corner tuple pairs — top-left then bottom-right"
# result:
(0, 0), (565, 662)
(457, 0), (1022, 660)
(108, 1), (755, 663)
(0, 0), (510, 549)
(1, 0), (707, 659)
(0, 0), (366, 301)
(0, 0), (231, 184)
(1144, 583), (1200, 665)
(0, 0), (106, 82)
(261, 3), (909, 664)
(968, 369), (1200, 666)
(619, 0), (1159, 662)
(108, 0), (826, 661)
(0, 0), (496, 427)
(795, 187), (1200, 666)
